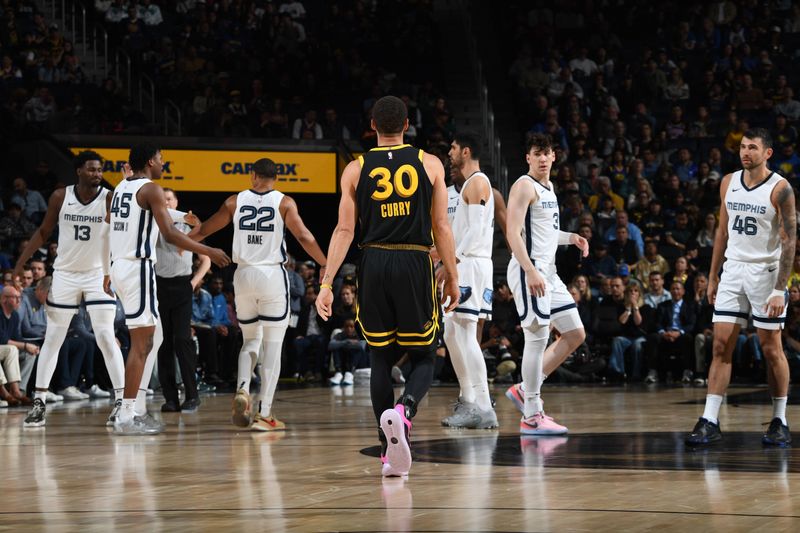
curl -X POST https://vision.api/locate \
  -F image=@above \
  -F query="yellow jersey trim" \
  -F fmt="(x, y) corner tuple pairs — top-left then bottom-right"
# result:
(418, 149), (424, 162)
(358, 155), (364, 168)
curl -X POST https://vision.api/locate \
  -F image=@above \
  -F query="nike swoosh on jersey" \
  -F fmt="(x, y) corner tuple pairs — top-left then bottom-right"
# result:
(768, 267), (777, 272)
(731, 188), (741, 192)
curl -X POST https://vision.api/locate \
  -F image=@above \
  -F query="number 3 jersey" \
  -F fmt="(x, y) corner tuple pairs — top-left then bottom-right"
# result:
(517, 174), (560, 269)
(233, 189), (286, 266)
(110, 178), (159, 263)
(724, 169), (785, 264)
(54, 185), (110, 272)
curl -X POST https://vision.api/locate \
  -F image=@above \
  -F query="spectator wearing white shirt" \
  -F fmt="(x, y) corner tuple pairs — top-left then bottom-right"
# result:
(105, 0), (129, 23)
(569, 47), (598, 80)
(292, 109), (323, 139)
(279, 1), (306, 19)
(138, 0), (163, 26)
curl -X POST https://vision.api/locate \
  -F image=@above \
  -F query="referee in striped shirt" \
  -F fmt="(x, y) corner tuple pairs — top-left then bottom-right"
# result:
(155, 188), (210, 412)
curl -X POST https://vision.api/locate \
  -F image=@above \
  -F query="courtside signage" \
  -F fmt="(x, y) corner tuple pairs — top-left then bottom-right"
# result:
(70, 148), (337, 193)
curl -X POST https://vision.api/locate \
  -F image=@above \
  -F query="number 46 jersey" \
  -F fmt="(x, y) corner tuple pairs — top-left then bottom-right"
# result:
(54, 184), (110, 272)
(724, 169), (785, 264)
(233, 189), (286, 266)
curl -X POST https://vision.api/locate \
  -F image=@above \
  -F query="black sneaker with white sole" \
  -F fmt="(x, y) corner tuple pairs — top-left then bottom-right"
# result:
(762, 418), (791, 447)
(685, 417), (722, 446)
(24, 398), (46, 427)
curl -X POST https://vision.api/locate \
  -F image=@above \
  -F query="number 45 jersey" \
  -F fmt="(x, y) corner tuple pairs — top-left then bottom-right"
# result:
(233, 189), (286, 266)
(110, 178), (159, 263)
(54, 184), (110, 272)
(724, 169), (785, 264)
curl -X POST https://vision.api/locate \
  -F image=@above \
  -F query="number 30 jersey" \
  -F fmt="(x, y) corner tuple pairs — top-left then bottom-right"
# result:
(517, 175), (560, 268)
(356, 144), (433, 247)
(724, 169), (784, 264)
(110, 178), (159, 263)
(54, 185), (110, 272)
(233, 189), (286, 266)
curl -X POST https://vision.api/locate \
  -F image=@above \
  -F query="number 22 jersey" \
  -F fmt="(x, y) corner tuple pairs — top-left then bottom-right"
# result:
(724, 169), (785, 264)
(233, 189), (286, 266)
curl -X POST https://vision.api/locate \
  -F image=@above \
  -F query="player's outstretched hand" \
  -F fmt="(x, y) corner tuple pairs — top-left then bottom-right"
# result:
(208, 248), (231, 267)
(442, 277), (460, 313)
(183, 210), (201, 227)
(316, 287), (333, 321)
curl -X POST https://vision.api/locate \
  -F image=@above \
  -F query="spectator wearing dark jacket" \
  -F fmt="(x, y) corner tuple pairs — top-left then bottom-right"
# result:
(644, 280), (697, 383)
(294, 285), (327, 382)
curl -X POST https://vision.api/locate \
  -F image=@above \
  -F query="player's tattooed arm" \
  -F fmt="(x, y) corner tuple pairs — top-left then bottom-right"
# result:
(775, 183), (796, 290)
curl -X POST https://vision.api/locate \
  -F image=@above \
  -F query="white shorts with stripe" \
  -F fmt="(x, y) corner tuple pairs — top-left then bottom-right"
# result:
(47, 267), (116, 314)
(507, 256), (583, 333)
(713, 260), (786, 330)
(111, 258), (159, 329)
(451, 256), (493, 322)
(233, 264), (290, 331)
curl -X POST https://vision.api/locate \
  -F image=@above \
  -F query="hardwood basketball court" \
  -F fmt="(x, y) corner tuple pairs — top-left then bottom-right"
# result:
(1, 383), (798, 531)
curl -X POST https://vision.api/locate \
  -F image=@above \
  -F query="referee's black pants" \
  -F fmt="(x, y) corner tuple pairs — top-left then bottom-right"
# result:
(156, 275), (199, 404)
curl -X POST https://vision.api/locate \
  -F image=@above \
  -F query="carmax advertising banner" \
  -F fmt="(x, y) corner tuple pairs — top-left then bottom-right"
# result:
(69, 147), (337, 193)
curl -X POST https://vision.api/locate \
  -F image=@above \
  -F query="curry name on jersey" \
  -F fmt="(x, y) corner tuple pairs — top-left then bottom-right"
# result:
(356, 144), (434, 247)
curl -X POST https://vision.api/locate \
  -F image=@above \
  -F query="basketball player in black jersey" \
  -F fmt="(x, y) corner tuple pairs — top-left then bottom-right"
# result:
(317, 96), (459, 477)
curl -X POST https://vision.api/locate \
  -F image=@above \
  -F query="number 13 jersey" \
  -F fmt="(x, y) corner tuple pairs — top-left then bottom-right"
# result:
(54, 185), (110, 272)
(724, 169), (784, 264)
(233, 189), (286, 266)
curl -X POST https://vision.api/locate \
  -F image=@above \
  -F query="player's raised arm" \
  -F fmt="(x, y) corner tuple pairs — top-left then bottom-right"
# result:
(139, 183), (230, 267)
(189, 194), (237, 241)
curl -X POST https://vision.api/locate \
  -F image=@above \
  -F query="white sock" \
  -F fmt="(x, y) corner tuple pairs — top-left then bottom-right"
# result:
(34, 321), (69, 390)
(88, 308), (125, 391)
(237, 337), (261, 393)
(702, 394), (724, 424)
(34, 390), (47, 404)
(258, 331), (284, 417)
(114, 388), (123, 401)
(456, 318), (491, 411)
(773, 397), (788, 426)
(521, 326), (548, 418)
(119, 399), (136, 423)
(135, 389), (147, 416)
(443, 315), (473, 403)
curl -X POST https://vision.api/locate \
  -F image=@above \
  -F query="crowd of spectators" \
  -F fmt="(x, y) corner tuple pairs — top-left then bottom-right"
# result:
(1, 0), (457, 152)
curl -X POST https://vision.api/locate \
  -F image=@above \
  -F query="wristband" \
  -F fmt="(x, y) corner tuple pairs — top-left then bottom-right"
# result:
(320, 283), (333, 290)
(770, 289), (786, 300)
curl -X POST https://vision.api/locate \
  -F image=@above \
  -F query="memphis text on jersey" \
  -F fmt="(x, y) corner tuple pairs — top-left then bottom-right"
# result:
(726, 200), (768, 215)
(64, 213), (104, 223)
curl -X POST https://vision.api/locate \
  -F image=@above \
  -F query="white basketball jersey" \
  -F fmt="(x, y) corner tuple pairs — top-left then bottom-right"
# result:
(447, 184), (460, 226)
(54, 185), (109, 272)
(452, 172), (494, 259)
(724, 169), (784, 264)
(110, 178), (159, 263)
(519, 175), (560, 268)
(233, 189), (286, 266)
